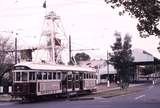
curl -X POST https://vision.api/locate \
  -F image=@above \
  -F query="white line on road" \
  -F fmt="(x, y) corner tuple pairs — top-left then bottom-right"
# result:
(0, 103), (14, 106)
(134, 94), (146, 100)
(99, 100), (111, 103)
(94, 97), (105, 100)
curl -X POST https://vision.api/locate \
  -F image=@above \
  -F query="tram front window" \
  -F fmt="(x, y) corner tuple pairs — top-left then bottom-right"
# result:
(68, 75), (72, 80)
(22, 72), (28, 81)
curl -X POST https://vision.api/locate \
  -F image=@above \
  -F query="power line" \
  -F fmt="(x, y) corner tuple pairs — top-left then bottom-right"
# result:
(71, 48), (99, 51)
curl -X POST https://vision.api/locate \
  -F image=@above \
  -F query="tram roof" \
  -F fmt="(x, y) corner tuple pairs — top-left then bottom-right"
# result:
(14, 62), (96, 72)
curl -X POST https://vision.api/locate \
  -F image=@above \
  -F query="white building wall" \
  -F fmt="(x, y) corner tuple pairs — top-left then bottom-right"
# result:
(132, 49), (154, 62)
(97, 64), (117, 84)
(98, 64), (117, 75)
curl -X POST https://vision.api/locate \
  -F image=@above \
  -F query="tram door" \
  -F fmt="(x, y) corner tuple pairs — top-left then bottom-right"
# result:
(62, 72), (67, 93)
(72, 73), (75, 91)
(72, 72), (78, 91)
(62, 71), (73, 93)
(79, 72), (83, 90)
(67, 72), (73, 91)
(62, 71), (82, 93)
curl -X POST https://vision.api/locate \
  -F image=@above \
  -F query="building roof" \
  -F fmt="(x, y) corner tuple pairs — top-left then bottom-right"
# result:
(79, 59), (106, 69)
(132, 49), (155, 62)
(79, 59), (117, 74)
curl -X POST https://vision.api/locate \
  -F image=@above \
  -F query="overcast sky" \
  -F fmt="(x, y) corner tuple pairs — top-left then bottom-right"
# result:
(0, 0), (160, 61)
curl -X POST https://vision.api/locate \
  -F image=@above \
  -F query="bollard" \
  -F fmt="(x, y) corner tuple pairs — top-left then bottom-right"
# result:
(107, 80), (110, 87)
(0, 86), (3, 93)
(9, 86), (12, 93)
(152, 80), (155, 85)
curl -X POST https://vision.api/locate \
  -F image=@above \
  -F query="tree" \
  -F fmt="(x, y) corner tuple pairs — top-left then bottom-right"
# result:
(110, 32), (134, 89)
(74, 52), (91, 64)
(105, 0), (160, 37)
(0, 35), (14, 85)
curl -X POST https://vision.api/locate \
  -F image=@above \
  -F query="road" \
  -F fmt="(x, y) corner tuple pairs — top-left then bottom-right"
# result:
(0, 84), (160, 108)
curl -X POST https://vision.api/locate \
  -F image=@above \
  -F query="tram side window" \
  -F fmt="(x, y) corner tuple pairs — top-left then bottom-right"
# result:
(84, 73), (86, 79)
(88, 73), (90, 79)
(43, 72), (47, 80)
(37, 72), (42, 80)
(91, 73), (93, 79)
(29, 72), (35, 80)
(76, 74), (79, 80)
(48, 72), (52, 80)
(89, 73), (92, 79)
(93, 74), (95, 79)
(16, 72), (20, 81)
(57, 73), (61, 79)
(95, 74), (97, 79)
(79, 73), (83, 80)
(92, 74), (94, 79)
(62, 73), (67, 80)
(87, 73), (89, 79)
(53, 72), (56, 79)
(22, 72), (28, 81)
(85, 73), (87, 79)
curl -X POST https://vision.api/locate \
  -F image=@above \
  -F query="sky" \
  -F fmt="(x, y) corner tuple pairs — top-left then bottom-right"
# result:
(0, 0), (160, 62)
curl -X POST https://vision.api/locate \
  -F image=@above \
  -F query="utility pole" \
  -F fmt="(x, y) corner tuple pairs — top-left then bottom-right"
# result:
(69, 35), (72, 64)
(153, 57), (157, 85)
(15, 37), (17, 64)
(107, 50), (110, 87)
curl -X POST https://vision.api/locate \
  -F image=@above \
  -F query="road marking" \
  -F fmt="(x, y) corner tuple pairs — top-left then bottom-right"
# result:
(99, 100), (110, 103)
(94, 97), (104, 100)
(135, 94), (146, 100)
(0, 103), (14, 106)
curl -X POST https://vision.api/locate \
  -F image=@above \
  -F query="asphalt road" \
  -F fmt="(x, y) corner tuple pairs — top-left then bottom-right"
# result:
(1, 84), (160, 108)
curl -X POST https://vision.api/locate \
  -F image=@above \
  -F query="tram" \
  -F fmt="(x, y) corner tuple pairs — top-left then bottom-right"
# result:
(12, 62), (96, 100)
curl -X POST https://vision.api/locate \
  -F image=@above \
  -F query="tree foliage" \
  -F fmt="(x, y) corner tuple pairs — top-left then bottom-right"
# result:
(105, 0), (160, 37)
(73, 52), (91, 64)
(110, 32), (134, 88)
(0, 35), (14, 84)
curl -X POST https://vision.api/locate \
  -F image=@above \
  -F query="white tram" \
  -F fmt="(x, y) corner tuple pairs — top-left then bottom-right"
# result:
(12, 62), (96, 100)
